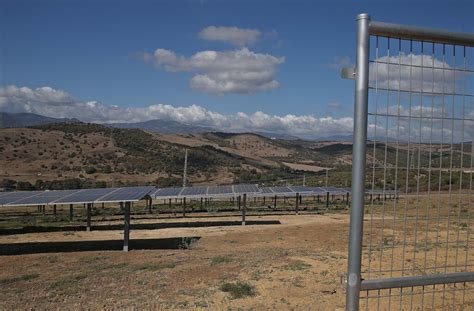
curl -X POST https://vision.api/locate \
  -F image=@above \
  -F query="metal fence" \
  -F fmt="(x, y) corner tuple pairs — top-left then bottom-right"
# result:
(346, 14), (474, 310)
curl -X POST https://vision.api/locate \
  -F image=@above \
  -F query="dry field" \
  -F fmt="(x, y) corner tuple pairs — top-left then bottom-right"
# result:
(0, 213), (350, 310)
(0, 196), (472, 310)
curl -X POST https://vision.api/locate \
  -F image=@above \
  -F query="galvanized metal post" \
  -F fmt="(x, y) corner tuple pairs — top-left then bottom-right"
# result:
(123, 201), (130, 252)
(86, 203), (92, 231)
(69, 204), (73, 221)
(183, 197), (186, 217)
(242, 194), (246, 226)
(346, 13), (370, 311)
(295, 192), (299, 215)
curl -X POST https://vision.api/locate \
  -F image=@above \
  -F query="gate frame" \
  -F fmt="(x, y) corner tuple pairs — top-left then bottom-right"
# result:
(345, 13), (474, 311)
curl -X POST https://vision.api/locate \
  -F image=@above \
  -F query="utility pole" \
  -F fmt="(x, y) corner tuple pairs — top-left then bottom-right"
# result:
(303, 174), (306, 186)
(325, 169), (329, 188)
(183, 148), (188, 187)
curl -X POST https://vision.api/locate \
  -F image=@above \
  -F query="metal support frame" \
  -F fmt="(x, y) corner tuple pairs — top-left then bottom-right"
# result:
(369, 21), (474, 47)
(86, 203), (92, 231)
(182, 197), (186, 217)
(360, 272), (474, 291)
(123, 201), (130, 252)
(295, 192), (299, 215)
(242, 193), (246, 226)
(69, 204), (73, 221)
(346, 12), (474, 310)
(346, 13), (370, 311)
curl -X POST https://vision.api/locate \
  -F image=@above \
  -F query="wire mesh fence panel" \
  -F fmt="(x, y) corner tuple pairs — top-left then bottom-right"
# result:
(346, 14), (474, 311)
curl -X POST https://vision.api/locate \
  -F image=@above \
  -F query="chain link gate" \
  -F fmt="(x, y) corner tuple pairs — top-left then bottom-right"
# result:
(346, 14), (474, 310)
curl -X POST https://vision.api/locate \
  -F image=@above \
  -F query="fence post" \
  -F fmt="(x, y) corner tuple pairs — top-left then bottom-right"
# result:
(346, 13), (370, 311)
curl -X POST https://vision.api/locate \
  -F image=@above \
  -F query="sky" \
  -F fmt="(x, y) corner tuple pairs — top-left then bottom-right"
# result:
(0, 0), (473, 139)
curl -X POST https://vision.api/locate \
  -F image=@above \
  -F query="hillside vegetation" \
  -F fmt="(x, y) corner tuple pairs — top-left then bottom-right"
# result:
(0, 122), (469, 191)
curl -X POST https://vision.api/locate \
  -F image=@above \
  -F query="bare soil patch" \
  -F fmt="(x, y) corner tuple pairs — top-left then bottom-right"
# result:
(0, 214), (350, 310)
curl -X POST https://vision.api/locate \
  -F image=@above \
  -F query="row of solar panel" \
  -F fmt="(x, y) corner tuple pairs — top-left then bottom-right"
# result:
(0, 186), (155, 207)
(153, 184), (260, 198)
(152, 185), (396, 199)
(0, 184), (396, 207)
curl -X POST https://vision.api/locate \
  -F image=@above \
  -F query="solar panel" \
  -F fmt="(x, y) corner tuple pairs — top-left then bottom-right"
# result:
(53, 188), (118, 204)
(10, 190), (79, 206)
(180, 186), (208, 196)
(233, 184), (259, 194)
(259, 187), (274, 194)
(207, 185), (233, 195)
(269, 186), (294, 194)
(309, 187), (327, 194)
(96, 186), (155, 202)
(289, 186), (314, 193)
(0, 191), (43, 206)
(154, 187), (183, 198)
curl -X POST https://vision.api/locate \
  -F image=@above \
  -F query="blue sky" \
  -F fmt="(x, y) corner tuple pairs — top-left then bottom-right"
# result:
(0, 0), (473, 138)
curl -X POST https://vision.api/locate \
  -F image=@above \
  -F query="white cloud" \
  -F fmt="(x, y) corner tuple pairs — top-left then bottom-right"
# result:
(0, 85), (354, 139)
(4, 85), (471, 141)
(198, 26), (261, 46)
(141, 47), (284, 94)
(370, 53), (457, 94)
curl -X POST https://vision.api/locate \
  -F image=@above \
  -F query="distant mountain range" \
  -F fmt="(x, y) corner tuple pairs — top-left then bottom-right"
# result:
(111, 119), (215, 134)
(0, 112), (350, 141)
(0, 112), (79, 128)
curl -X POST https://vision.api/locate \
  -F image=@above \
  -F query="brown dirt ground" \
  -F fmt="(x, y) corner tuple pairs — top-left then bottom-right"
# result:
(0, 196), (472, 310)
(0, 214), (350, 310)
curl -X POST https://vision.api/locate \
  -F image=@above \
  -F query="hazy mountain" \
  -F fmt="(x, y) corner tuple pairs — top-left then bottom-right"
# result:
(0, 112), (79, 128)
(110, 119), (216, 134)
(253, 131), (300, 140)
(0, 112), (346, 141)
(316, 134), (353, 142)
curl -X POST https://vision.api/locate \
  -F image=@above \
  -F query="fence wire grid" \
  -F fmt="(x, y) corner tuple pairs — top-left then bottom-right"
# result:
(345, 14), (474, 311)
(360, 33), (474, 310)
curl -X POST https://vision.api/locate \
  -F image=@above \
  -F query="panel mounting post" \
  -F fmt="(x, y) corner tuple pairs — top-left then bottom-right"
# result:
(123, 201), (131, 252)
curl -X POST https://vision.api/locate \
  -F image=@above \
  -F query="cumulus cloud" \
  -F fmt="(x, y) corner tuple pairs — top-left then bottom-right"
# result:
(0, 85), (354, 138)
(370, 53), (458, 94)
(141, 47), (284, 94)
(198, 26), (261, 46)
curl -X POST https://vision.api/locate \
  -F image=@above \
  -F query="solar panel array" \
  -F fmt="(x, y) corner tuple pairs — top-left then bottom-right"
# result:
(0, 186), (155, 207)
(153, 184), (261, 199)
(151, 184), (393, 200)
(0, 184), (395, 207)
(233, 184), (259, 194)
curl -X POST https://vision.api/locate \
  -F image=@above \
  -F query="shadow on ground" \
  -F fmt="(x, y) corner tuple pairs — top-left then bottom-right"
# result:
(0, 220), (281, 236)
(0, 236), (201, 255)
